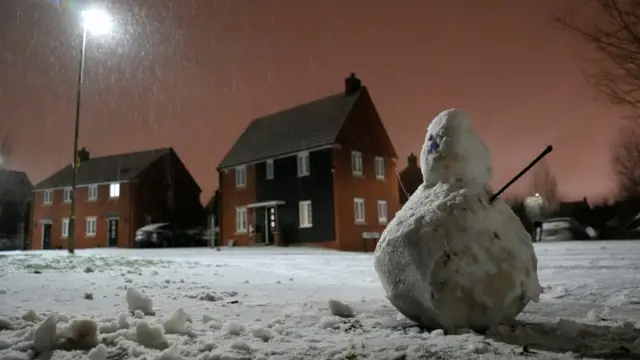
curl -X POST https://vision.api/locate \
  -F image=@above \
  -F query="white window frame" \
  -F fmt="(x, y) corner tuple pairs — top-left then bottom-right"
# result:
(377, 200), (388, 224)
(351, 151), (363, 176)
(61, 218), (69, 238)
(43, 190), (53, 205)
(235, 165), (247, 188)
(109, 183), (120, 198)
(63, 187), (73, 203)
(354, 198), (365, 224)
(299, 200), (313, 228)
(265, 159), (274, 180)
(235, 206), (248, 233)
(85, 216), (97, 237)
(374, 156), (386, 180)
(87, 185), (98, 201)
(297, 152), (310, 177)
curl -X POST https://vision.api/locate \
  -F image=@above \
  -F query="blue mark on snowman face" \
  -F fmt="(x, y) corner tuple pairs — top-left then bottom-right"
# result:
(427, 134), (440, 154)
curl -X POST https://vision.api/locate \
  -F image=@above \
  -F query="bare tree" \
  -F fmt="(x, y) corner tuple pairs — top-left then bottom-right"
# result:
(612, 122), (640, 198)
(0, 132), (10, 169)
(556, 0), (640, 117)
(529, 159), (561, 217)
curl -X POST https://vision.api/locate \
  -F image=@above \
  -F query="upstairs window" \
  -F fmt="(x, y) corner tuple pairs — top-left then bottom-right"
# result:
(374, 157), (385, 180)
(87, 185), (98, 201)
(235, 166), (247, 188)
(43, 190), (53, 205)
(109, 183), (120, 198)
(266, 159), (274, 180)
(297, 152), (310, 177)
(351, 151), (363, 176)
(63, 187), (73, 203)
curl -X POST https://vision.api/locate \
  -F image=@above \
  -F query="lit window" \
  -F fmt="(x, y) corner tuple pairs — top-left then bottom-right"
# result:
(109, 183), (120, 198)
(61, 218), (69, 238)
(354, 198), (365, 223)
(235, 166), (247, 188)
(377, 200), (388, 224)
(297, 152), (310, 177)
(235, 207), (247, 233)
(351, 151), (363, 176)
(86, 217), (97, 237)
(299, 201), (313, 228)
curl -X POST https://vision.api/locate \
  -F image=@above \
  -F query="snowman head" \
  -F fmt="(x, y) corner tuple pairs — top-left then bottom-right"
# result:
(420, 109), (492, 186)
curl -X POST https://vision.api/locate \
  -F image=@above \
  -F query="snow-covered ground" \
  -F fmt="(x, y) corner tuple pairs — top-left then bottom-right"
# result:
(1, 241), (639, 359)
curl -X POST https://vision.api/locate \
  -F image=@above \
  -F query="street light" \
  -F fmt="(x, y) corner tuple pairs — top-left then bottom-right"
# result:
(68, 8), (113, 254)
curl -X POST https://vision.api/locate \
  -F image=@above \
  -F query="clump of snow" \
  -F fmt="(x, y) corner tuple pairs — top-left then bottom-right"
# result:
(222, 320), (245, 336)
(118, 313), (129, 329)
(430, 329), (445, 337)
(557, 318), (581, 337)
(135, 321), (169, 350)
(21, 309), (39, 323)
(318, 316), (342, 330)
(229, 339), (252, 352)
(328, 299), (354, 317)
(586, 309), (601, 322)
(0, 316), (12, 330)
(32, 314), (57, 353)
(126, 287), (154, 315)
(134, 310), (145, 319)
(58, 319), (99, 350)
(87, 343), (107, 360)
(374, 108), (541, 333)
(251, 327), (273, 342)
(163, 308), (192, 335)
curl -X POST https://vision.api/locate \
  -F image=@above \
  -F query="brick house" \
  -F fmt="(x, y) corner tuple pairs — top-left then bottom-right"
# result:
(0, 169), (32, 250)
(217, 73), (399, 252)
(30, 147), (203, 249)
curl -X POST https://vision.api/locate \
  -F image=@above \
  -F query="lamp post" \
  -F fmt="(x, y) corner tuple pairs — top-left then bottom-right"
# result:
(68, 8), (112, 254)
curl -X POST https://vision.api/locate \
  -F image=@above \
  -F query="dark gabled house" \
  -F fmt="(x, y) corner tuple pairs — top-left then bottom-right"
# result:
(216, 73), (400, 252)
(398, 153), (423, 205)
(30, 147), (203, 249)
(0, 169), (32, 250)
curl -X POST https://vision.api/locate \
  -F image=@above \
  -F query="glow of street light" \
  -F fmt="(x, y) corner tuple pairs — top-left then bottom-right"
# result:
(534, 193), (540, 197)
(81, 8), (112, 36)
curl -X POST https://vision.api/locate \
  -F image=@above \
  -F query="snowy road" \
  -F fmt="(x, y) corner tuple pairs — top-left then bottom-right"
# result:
(0, 241), (639, 359)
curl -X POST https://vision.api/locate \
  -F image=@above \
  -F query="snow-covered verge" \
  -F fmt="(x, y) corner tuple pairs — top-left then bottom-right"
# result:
(0, 241), (639, 359)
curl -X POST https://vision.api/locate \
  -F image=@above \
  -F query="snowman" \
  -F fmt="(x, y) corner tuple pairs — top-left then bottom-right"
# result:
(374, 109), (541, 333)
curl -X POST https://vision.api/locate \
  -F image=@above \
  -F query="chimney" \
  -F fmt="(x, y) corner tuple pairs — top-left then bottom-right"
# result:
(344, 72), (362, 96)
(77, 147), (90, 162)
(407, 153), (418, 167)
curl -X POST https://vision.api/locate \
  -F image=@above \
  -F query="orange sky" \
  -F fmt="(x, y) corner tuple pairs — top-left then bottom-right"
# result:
(0, 0), (625, 203)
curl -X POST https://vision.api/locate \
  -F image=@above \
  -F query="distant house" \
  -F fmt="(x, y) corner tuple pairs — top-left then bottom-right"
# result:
(30, 147), (203, 250)
(0, 169), (32, 250)
(217, 73), (399, 252)
(398, 153), (422, 205)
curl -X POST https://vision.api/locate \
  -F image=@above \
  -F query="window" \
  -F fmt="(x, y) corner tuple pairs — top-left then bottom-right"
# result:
(85, 217), (97, 237)
(297, 152), (310, 177)
(61, 218), (69, 238)
(299, 201), (313, 228)
(43, 190), (53, 205)
(235, 166), (247, 188)
(235, 207), (248, 233)
(63, 187), (73, 203)
(354, 198), (365, 223)
(351, 151), (363, 176)
(109, 183), (120, 198)
(377, 200), (388, 224)
(265, 159), (274, 180)
(87, 185), (98, 201)
(374, 157), (385, 180)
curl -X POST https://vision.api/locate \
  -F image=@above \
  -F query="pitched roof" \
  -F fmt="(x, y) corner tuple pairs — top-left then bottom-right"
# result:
(217, 88), (364, 169)
(0, 169), (32, 198)
(34, 148), (172, 190)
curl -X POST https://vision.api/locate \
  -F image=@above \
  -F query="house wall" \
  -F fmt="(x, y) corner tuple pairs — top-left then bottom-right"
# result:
(219, 165), (257, 246)
(131, 151), (204, 244)
(333, 89), (400, 252)
(253, 149), (336, 245)
(30, 183), (132, 249)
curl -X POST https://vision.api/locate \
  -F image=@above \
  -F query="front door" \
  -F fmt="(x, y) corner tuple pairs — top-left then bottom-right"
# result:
(42, 223), (52, 249)
(107, 219), (118, 247)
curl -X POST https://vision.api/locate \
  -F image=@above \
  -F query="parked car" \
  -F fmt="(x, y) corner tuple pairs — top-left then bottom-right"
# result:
(134, 223), (205, 248)
(537, 217), (593, 242)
